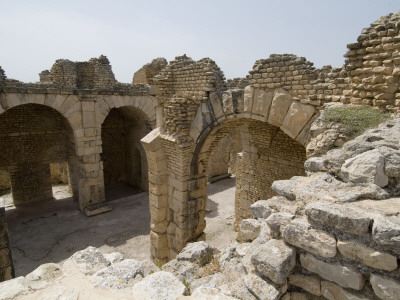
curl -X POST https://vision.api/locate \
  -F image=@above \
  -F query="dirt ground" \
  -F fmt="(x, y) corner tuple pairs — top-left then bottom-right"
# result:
(4, 177), (237, 276)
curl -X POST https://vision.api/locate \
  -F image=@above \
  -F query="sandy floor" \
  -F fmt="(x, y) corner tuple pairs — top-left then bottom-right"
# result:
(4, 178), (237, 276)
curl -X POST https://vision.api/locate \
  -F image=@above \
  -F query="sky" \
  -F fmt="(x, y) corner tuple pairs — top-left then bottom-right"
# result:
(0, 1), (399, 83)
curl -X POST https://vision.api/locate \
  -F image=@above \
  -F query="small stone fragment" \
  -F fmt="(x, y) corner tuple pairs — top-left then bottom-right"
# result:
(240, 219), (262, 242)
(250, 200), (275, 219)
(288, 273), (321, 296)
(370, 274), (400, 300)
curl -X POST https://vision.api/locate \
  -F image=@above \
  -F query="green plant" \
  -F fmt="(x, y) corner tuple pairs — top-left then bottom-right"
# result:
(323, 105), (389, 136)
(182, 278), (191, 295)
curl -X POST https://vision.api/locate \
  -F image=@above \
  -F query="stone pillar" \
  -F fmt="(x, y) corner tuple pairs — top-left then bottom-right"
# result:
(8, 163), (53, 205)
(141, 129), (169, 261)
(76, 100), (110, 216)
(0, 199), (14, 282)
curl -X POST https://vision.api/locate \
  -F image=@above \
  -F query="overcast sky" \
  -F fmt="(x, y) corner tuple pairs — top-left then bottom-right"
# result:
(0, 1), (399, 83)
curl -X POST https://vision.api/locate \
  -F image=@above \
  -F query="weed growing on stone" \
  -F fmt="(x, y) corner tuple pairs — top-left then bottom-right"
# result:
(323, 105), (389, 136)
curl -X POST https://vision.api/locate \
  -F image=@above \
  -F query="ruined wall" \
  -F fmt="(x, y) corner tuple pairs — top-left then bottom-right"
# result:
(0, 104), (73, 205)
(132, 58), (168, 85)
(44, 55), (116, 89)
(226, 77), (250, 90)
(344, 12), (400, 109)
(0, 199), (14, 282)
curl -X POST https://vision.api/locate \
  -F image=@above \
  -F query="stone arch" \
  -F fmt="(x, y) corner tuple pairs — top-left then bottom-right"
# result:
(100, 104), (154, 198)
(0, 102), (79, 206)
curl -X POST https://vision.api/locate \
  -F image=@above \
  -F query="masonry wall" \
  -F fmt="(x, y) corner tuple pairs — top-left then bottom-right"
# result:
(0, 199), (14, 282)
(0, 104), (74, 205)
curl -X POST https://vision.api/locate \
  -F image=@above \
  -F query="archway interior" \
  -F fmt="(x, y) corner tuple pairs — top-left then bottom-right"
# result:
(0, 104), (78, 206)
(101, 107), (151, 201)
(196, 118), (306, 247)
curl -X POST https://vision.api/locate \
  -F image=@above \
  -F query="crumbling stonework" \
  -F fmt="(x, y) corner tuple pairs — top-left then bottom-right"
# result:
(0, 199), (14, 282)
(132, 57), (168, 85)
(0, 11), (400, 289)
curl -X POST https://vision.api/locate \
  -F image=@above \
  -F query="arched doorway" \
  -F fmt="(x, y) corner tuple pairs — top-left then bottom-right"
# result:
(101, 106), (152, 200)
(0, 103), (78, 205)
(193, 118), (306, 246)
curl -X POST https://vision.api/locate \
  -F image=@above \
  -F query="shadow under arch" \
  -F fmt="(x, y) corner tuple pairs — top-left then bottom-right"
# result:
(100, 106), (153, 201)
(0, 103), (79, 206)
(189, 117), (306, 237)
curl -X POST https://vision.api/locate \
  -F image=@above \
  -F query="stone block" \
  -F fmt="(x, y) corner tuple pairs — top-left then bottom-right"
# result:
(281, 102), (315, 139)
(288, 273), (321, 296)
(372, 215), (400, 254)
(300, 253), (364, 290)
(305, 202), (371, 236)
(340, 149), (388, 187)
(283, 219), (337, 258)
(370, 273), (400, 300)
(321, 281), (370, 300)
(252, 89), (273, 118)
(240, 219), (262, 242)
(338, 239), (397, 271)
(250, 200), (275, 219)
(243, 86), (254, 112)
(266, 212), (294, 239)
(244, 273), (285, 300)
(268, 88), (292, 127)
(251, 239), (296, 284)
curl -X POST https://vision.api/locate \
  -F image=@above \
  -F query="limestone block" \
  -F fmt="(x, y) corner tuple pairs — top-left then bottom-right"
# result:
(176, 241), (214, 266)
(210, 92), (225, 119)
(251, 239), (296, 284)
(240, 219), (262, 242)
(281, 102), (315, 139)
(370, 273), (400, 300)
(91, 259), (144, 289)
(222, 91), (234, 115)
(132, 271), (188, 299)
(244, 273), (285, 300)
(337, 239), (397, 271)
(288, 273), (321, 296)
(162, 259), (199, 282)
(300, 253), (364, 290)
(252, 89), (273, 118)
(372, 215), (400, 254)
(0, 277), (28, 300)
(268, 89), (292, 127)
(150, 231), (168, 249)
(385, 152), (400, 177)
(250, 200), (275, 219)
(283, 219), (337, 258)
(304, 157), (327, 173)
(305, 202), (371, 236)
(69, 246), (110, 275)
(340, 149), (388, 187)
(182, 286), (238, 300)
(82, 111), (96, 128)
(243, 86), (254, 113)
(103, 252), (124, 264)
(289, 292), (308, 300)
(266, 212), (294, 239)
(321, 281), (370, 300)
(25, 263), (64, 290)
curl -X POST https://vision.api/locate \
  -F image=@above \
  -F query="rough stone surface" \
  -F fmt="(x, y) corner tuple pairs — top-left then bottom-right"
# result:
(91, 259), (144, 289)
(385, 152), (400, 177)
(0, 277), (28, 299)
(251, 239), (296, 284)
(25, 263), (64, 290)
(162, 259), (199, 282)
(240, 219), (262, 242)
(176, 241), (215, 266)
(180, 286), (238, 300)
(266, 212), (294, 239)
(283, 219), (337, 258)
(340, 149), (388, 187)
(370, 273), (400, 300)
(321, 280), (370, 300)
(300, 253), (364, 290)
(69, 246), (110, 275)
(288, 273), (321, 296)
(337, 239), (398, 271)
(244, 273), (285, 300)
(372, 215), (400, 254)
(305, 202), (372, 236)
(131, 271), (188, 300)
(250, 200), (275, 219)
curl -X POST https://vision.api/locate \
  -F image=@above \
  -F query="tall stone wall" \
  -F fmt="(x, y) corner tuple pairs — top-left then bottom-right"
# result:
(0, 104), (75, 205)
(132, 58), (168, 85)
(344, 12), (400, 109)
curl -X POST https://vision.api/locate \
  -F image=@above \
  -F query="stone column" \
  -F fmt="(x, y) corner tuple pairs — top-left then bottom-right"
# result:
(8, 163), (52, 205)
(0, 199), (14, 282)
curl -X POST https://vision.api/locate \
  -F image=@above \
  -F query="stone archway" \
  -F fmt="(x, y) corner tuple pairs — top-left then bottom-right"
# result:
(100, 106), (152, 199)
(0, 103), (79, 205)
